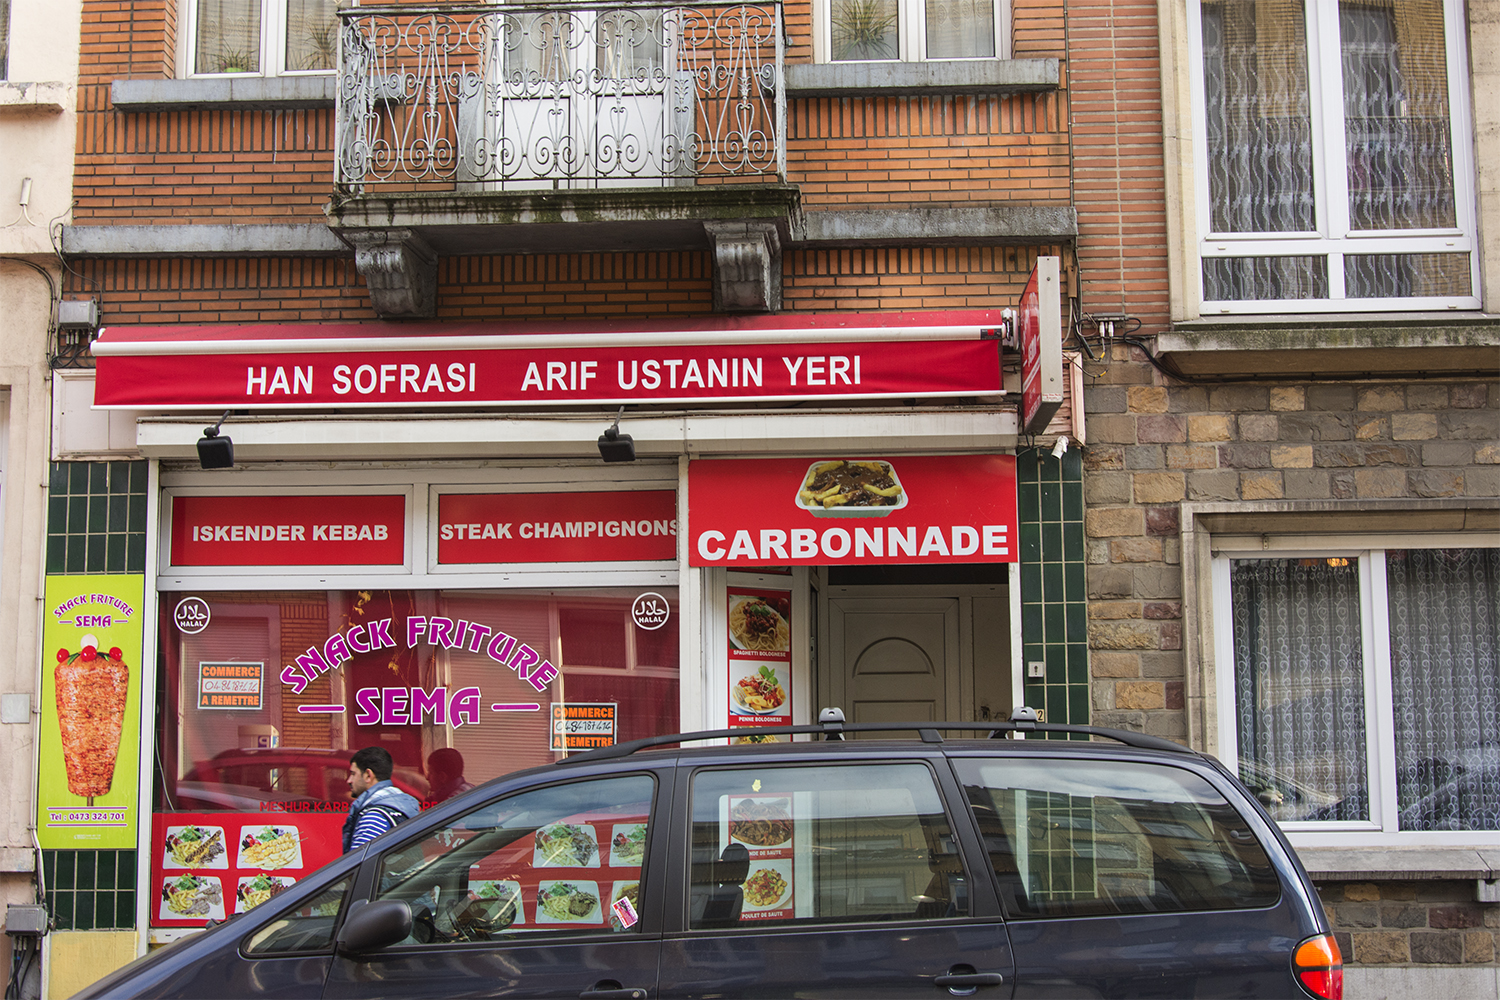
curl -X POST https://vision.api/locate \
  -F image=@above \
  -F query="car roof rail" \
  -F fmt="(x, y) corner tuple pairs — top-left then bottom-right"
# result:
(559, 709), (1191, 764)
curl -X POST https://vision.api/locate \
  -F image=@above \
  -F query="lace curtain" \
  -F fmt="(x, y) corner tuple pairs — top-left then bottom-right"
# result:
(195, 0), (262, 74)
(1388, 549), (1500, 831)
(1231, 559), (1368, 822)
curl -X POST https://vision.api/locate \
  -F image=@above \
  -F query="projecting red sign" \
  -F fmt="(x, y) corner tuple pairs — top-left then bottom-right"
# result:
(437, 491), (677, 564)
(688, 456), (1018, 567)
(169, 495), (406, 566)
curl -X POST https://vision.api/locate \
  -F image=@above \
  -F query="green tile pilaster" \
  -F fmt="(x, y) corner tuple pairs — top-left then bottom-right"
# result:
(1018, 448), (1090, 735)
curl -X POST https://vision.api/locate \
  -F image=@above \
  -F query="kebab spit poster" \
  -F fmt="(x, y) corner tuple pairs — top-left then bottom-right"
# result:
(727, 587), (792, 737)
(38, 576), (145, 849)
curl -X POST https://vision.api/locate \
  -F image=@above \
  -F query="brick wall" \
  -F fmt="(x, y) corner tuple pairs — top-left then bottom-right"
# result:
(67, 246), (1071, 321)
(788, 92), (1069, 210)
(1065, 0), (1170, 332)
(1318, 881), (1499, 968)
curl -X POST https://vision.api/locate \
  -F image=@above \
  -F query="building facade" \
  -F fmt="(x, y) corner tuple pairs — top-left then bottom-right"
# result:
(37, 0), (1117, 992)
(31, 0), (1497, 996)
(0, 1), (86, 998)
(1083, 0), (1500, 995)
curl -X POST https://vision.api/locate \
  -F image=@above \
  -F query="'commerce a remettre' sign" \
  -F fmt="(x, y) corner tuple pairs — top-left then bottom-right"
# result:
(688, 456), (1018, 567)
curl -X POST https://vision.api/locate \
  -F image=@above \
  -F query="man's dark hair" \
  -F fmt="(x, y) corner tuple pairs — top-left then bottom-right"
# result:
(350, 746), (394, 782)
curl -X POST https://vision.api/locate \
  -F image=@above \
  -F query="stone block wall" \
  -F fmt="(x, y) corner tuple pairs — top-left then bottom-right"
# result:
(1317, 881), (1500, 969)
(1080, 344), (1500, 741)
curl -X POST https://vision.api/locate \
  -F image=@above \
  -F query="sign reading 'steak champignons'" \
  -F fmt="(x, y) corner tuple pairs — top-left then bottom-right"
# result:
(437, 491), (677, 564)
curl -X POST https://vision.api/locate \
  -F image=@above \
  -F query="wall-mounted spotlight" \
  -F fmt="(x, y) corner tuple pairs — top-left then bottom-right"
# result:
(1051, 435), (1069, 459)
(197, 411), (235, 469)
(597, 407), (635, 463)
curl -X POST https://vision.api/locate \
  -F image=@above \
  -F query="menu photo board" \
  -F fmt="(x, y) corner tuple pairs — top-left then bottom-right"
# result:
(725, 793), (795, 921)
(151, 812), (344, 927)
(462, 811), (649, 933)
(727, 588), (791, 738)
(38, 576), (146, 849)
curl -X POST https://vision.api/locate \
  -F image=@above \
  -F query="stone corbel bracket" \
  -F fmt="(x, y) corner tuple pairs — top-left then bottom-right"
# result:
(704, 221), (782, 313)
(346, 228), (438, 319)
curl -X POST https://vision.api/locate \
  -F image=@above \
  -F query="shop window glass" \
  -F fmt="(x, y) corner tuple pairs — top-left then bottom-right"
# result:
(687, 763), (965, 928)
(158, 588), (679, 813)
(955, 758), (1281, 918)
(373, 775), (654, 941)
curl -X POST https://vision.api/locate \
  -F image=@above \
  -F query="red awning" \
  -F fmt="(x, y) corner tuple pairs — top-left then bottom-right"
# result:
(91, 311), (1008, 411)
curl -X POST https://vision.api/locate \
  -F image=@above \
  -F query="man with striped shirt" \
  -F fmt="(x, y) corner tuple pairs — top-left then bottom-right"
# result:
(342, 747), (421, 852)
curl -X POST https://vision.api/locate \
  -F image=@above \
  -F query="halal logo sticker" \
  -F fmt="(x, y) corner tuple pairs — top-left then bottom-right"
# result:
(174, 597), (211, 635)
(631, 592), (670, 631)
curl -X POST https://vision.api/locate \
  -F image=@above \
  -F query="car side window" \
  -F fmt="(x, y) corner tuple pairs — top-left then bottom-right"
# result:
(371, 774), (654, 943)
(954, 757), (1281, 918)
(242, 876), (353, 955)
(687, 763), (965, 929)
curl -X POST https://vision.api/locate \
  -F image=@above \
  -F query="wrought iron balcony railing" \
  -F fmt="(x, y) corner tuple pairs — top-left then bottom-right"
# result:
(335, 2), (785, 192)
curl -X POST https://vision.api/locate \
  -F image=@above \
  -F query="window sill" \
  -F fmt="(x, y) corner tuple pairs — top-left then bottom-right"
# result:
(0, 81), (68, 115)
(1296, 845), (1500, 881)
(784, 58), (1058, 98)
(111, 76), (336, 112)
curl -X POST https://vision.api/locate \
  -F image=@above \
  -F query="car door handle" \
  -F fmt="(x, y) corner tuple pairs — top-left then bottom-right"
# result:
(933, 972), (1006, 988)
(578, 987), (648, 999)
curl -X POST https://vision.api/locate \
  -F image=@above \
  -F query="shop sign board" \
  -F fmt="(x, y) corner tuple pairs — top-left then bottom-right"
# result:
(170, 494), (406, 566)
(92, 334), (1002, 409)
(688, 456), (1018, 567)
(727, 589), (792, 736)
(38, 576), (145, 849)
(151, 811), (343, 927)
(437, 491), (676, 564)
(1020, 256), (1064, 434)
(550, 703), (619, 751)
(197, 662), (264, 710)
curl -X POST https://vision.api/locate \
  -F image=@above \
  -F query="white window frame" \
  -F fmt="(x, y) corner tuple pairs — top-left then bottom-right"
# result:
(1211, 534), (1500, 848)
(180, 0), (337, 79)
(1186, 0), (1480, 314)
(811, 0), (1010, 63)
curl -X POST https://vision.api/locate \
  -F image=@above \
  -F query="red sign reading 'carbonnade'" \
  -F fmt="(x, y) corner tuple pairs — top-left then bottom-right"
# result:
(170, 495), (406, 566)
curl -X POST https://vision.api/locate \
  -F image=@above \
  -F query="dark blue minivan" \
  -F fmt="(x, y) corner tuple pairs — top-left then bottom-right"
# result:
(76, 714), (1342, 999)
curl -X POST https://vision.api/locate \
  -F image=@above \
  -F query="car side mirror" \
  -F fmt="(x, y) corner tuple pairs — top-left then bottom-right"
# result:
(336, 899), (413, 957)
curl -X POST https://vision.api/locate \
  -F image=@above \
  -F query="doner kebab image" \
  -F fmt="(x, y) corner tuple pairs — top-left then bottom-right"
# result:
(54, 632), (129, 803)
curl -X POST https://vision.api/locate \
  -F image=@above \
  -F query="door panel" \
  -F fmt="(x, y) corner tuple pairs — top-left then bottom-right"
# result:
(323, 773), (664, 999)
(1003, 907), (1306, 999)
(659, 760), (1015, 999)
(951, 754), (1309, 998)
(831, 597), (960, 730)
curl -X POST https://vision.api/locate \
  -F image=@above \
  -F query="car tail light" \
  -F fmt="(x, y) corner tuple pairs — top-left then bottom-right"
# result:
(1293, 934), (1343, 1000)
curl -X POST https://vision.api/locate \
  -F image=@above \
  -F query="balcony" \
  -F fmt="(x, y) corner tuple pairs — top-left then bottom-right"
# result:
(328, 2), (800, 316)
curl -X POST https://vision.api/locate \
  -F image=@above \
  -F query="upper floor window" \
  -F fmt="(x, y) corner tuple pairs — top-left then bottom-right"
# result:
(187, 0), (337, 76)
(1, 0), (11, 79)
(817, 0), (1007, 61)
(1191, 0), (1479, 312)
